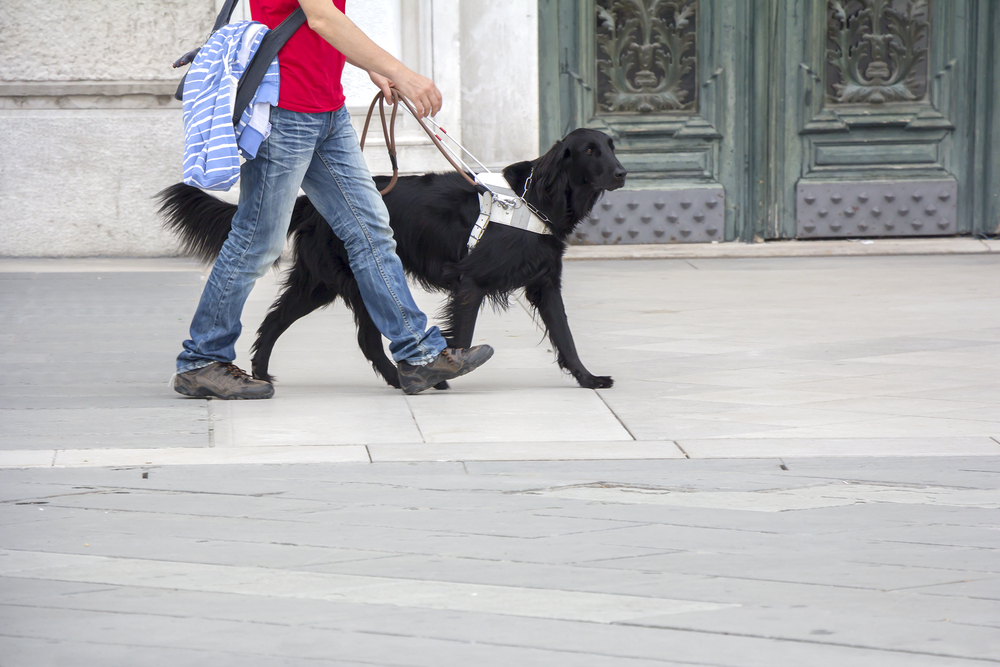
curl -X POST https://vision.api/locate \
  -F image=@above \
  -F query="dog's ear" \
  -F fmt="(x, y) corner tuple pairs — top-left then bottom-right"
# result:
(527, 139), (570, 200)
(536, 139), (570, 171)
(502, 160), (533, 194)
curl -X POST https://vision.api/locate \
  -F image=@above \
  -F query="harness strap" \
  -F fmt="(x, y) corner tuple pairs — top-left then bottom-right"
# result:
(468, 205), (491, 250)
(466, 172), (552, 251)
(356, 91), (552, 250)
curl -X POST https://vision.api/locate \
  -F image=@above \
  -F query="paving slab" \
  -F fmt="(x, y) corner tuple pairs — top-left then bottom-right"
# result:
(561, 237), (995, 260)
(369, 440), (684, 462)
(679, 437), (1000, 458)
(8, 253), (998, 464)
(3, 253), (1000, 665)
(2, 458), (999, 666)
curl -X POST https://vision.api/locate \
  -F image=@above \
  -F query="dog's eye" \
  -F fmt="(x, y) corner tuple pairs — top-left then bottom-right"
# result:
(586, 148), (595, 155)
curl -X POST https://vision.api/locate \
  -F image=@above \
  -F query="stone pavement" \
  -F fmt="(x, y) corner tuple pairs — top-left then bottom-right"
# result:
(1, 243), (999, 665)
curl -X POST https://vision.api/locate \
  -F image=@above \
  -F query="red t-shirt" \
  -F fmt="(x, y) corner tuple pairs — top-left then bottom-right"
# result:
(249, 0), (347, 113)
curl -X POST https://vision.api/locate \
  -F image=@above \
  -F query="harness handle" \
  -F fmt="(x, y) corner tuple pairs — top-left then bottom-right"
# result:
(359, 89), (478, 195)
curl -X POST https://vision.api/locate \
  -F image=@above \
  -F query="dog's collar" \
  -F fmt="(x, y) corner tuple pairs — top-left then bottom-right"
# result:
(467, 171), (552, 251)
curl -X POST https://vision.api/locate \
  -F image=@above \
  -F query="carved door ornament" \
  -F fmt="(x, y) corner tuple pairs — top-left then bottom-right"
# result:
(826, 0), (930, 104)
(595, 0), (698, 114)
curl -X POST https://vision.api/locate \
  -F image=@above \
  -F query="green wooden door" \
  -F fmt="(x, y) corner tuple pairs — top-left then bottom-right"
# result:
(539, 0), (1000, 243)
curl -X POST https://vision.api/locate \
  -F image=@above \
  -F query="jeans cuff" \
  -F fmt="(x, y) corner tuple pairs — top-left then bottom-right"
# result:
(176, 359), (219, 374)
(403, 340), (447, 366)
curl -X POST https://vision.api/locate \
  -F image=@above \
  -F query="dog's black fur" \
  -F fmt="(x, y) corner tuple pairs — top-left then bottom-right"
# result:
(158, 128), (626, 389)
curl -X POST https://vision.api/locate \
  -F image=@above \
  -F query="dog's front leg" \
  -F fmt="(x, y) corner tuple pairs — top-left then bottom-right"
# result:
(444, 281), (485, 349)
(433, 281), (485, 390)
(524, 280), (613, 389)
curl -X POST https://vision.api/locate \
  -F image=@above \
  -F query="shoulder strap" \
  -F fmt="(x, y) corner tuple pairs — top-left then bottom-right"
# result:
(213, 0), (241, 32)
(231, 7), (306, 125)
(173, 0), (244, 101)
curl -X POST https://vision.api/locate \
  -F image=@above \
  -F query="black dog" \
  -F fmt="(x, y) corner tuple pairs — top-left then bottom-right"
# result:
(159, 128), (626, 389)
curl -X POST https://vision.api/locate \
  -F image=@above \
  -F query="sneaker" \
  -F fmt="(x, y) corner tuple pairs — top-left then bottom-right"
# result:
(397, 346), (494, 395)
(172, 362), (274, 400)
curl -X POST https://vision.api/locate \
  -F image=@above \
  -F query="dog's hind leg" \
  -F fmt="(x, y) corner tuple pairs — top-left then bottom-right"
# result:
(251, 276), (338, 382)
(341, 281), (402, 389)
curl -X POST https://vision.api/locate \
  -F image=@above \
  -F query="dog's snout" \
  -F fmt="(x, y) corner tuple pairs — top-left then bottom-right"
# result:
(614, 167), (627, 181)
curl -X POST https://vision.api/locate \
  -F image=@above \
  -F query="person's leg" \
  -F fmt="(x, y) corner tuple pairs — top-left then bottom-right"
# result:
(300, 106), (492, 394)
(301, 106), (446, 366)
(175, 107), (323, 396)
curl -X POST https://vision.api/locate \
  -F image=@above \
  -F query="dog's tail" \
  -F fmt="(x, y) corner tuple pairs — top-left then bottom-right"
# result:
(156, 183), (238, 264)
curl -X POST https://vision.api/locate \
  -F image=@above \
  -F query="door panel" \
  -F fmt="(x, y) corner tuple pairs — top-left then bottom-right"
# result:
(790, 0), (962, 239)
(540, 0), (745, 243)
(539, 0), (999, 242)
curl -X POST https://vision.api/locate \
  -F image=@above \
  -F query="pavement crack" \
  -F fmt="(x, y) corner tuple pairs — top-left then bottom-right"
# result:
(595, 390), (636, 440)
(609, 622), (1000, 664)
(1, 489), (145, 504)
(402, 396), (426, 444)
(0, 626), (389, 665)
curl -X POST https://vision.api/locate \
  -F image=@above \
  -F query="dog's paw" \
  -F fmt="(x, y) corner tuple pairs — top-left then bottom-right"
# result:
(579, 375), (614, 389)
(252, 369), (276, 383)
(433, 380), (451, 391)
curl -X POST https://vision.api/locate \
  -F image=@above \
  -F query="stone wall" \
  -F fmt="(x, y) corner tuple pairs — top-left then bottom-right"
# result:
(0, 0), (540, 257)
(0, 0), (214, 83)
(459, 0), (539, 168)
(0, 0), (215, 257)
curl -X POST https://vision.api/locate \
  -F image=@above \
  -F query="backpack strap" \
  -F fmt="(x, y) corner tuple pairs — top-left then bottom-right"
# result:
(173, 0), (243, 101)
(212, 0), (242, 32)
(172, 0), (305, 121)
(231, 7), (306, 125)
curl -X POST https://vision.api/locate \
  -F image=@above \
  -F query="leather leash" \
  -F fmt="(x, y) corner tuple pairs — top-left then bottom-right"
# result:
(359, 89), (477, 195)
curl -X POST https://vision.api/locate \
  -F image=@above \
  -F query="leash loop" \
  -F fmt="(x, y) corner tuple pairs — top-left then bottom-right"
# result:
(360, 92), (399, 194)
(359, 88), (477, 195)
(356, 89), (552, 252)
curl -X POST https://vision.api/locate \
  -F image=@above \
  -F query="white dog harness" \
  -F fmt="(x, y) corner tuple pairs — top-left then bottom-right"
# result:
(354, 96), (553, 252)
(468, 171), (552, 251)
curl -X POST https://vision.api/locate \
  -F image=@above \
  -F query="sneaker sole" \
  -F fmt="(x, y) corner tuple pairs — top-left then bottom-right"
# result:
(400, 349), (494, 395)
(173, 384), (274, 400)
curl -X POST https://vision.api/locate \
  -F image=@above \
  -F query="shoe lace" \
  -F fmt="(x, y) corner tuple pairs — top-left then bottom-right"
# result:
(441, 348), (458, 364)
(222, 363), (253, 381)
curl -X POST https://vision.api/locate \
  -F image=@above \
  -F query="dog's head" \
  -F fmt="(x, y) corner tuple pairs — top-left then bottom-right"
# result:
(559, 128), (627, 192)
(502, 128), (626, 238)
(504, 128), (628, 194)
(504, 128), (627, 199)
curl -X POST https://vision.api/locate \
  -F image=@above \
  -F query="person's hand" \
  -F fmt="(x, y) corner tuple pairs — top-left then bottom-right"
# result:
(391, 70), (442, 118)
(299, 0), (441, 116)
(368, 71), (394, 102)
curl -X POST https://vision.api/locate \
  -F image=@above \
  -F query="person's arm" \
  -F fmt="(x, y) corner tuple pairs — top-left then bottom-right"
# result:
(297, 0), (441, 117)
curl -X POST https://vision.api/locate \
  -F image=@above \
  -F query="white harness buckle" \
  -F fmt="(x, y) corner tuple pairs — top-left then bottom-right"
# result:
(467, 171), (551, 251)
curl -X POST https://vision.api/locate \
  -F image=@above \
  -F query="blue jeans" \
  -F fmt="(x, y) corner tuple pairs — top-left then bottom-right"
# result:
(177, 105), (446, 373)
